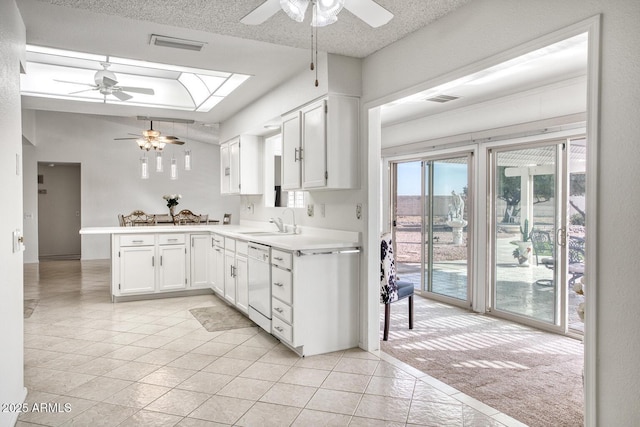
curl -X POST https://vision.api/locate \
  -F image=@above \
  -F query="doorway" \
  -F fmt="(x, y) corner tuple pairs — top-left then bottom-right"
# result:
(392, 153), (472, 308)
(37, 162), (81, 260)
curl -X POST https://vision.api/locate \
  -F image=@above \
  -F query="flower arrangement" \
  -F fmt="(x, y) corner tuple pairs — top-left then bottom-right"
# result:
(573, 276), (585, 322)
(162, 194), (181, 208)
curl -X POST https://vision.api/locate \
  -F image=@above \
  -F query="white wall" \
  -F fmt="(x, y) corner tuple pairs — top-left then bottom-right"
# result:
(0, 1), (26, 425)
(22, 111), (238, 261)
(362, 1), (640, 424)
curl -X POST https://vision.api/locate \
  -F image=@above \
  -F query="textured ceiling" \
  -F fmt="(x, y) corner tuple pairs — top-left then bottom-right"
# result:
(40, 0), (472, 58)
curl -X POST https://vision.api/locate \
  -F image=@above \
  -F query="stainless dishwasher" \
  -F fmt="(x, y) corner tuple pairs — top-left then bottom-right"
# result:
(247, 242), (271, 332)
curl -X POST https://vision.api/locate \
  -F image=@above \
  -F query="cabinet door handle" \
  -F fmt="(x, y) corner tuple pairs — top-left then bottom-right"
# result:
(152, 256), (155, 267)
(294, 147), (299, 162)
(274, 307), (283, 313)
(274, 326), (284, 332)
(299, 147), (303, 161)
(160, 256), (163, 266)
(274, 282), (284, 287)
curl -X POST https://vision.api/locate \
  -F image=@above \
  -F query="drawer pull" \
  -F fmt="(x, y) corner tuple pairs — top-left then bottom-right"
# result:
(168, 238), (178, 242)
(274, 326), (284, 332)
(274, 307), (283, 313)
(274, 282), (284, 287)
(273, 256), (284, 261)
(132, 240), (144, 244)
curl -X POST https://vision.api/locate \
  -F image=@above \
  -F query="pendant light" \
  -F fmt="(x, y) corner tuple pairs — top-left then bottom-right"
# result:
(140, 155), (149, 179)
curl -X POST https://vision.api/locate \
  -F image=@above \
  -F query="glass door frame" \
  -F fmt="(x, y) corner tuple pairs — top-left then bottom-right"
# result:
(390, 150), (475, 309)
(487, 138), (570, 334)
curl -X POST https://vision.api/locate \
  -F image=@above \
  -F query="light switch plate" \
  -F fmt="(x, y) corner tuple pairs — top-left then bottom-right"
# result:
(356, 203), (362, 220)
(13, 229), (24, 253)
(307, 204), (314, 217)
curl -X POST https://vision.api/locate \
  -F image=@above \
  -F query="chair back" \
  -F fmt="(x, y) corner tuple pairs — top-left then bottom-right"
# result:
(175, 209), (201, 225)
(530, 229), (554, 265)
(380, 232), (400, 304)
(121, 210), (156, 226)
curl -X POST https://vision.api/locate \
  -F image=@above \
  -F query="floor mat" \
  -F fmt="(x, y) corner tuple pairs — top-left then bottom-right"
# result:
(190, 303), (257, 332)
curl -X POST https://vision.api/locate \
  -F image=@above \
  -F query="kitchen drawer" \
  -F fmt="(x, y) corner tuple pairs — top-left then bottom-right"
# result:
(212, 234), (224, 248)
(236, 240), (248, 256)
(272, 316), (293, 343)
(225, 237), (236, 252)
(120, 234), (154, 246)
(272, 297), (293, 324)
(159, 234), (185, 245)
(272, 266), (292, 305)
(271, 249), (292, 270)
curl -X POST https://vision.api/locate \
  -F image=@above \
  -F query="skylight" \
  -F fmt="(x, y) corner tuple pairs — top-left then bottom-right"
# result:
(20, 45), (251, 112)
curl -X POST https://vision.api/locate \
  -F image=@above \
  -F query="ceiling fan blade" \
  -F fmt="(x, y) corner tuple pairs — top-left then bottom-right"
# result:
(69, 88), (97, 94)
(240, 0), (281, 25)
(118, 86), (155, 95)
(102, 76), (118, 87)
(114, 137), (139, 140)
(54, 79), (95, 87)
(344, 0), (393, 28)
(165, 140), (185, 145)
(112, 91), (133, 101)
(159, 135), (180, 141)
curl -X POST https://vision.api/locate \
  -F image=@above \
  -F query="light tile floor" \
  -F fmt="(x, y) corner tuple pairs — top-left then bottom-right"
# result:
(19, 260), (525, 427)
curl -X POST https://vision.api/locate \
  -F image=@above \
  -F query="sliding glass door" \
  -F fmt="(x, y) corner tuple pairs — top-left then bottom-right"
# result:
(490, 142), (573, 329)
(392, 154), (471, 307)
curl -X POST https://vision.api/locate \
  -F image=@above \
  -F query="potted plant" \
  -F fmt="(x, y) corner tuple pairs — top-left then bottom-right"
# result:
(514, 219), (533, 266)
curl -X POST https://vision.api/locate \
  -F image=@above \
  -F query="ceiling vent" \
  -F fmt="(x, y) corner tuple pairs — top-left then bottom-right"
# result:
(425, 94), (459, 103)
(150, 35), (206, 52)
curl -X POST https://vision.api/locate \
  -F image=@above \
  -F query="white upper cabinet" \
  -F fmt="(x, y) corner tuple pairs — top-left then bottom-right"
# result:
(220, 135), (263, 195)
(281, 94), (359, 191)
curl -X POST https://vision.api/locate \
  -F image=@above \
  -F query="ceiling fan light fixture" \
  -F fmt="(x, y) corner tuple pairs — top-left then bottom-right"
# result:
(316, 0), (345, 17)
(280, 0), (309, 22)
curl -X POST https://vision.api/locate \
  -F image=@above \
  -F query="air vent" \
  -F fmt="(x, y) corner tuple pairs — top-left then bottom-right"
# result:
(425, 94), (459, 103)
(150, 35), (206, 52)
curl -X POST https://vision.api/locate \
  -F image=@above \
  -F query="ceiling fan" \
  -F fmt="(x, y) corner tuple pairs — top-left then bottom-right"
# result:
(54, 62), (155, 101)
(241, 0), (393, 28)
(114, 121), (185, 151)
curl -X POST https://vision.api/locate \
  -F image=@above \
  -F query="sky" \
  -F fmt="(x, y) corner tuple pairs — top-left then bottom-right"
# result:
(397, 161), (468, 196)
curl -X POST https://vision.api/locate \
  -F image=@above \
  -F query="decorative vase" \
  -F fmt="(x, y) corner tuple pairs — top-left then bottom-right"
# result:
(169, 205), (175, 218)
(516, 241), (533, 266)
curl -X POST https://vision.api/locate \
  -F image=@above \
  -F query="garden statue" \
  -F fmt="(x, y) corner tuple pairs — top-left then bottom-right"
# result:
(446, 190), (467, 245)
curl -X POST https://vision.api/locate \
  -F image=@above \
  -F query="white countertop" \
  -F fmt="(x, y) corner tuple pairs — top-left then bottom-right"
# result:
(80, 224), (360, 252)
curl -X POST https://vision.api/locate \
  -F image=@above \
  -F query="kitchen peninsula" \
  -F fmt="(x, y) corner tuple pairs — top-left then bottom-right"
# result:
(80, 224), (360, 356)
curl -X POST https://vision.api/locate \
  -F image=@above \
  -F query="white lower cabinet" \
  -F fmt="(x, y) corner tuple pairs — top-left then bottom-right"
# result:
(190, 234), (210, 289)
(235, 248), (248, 314)
(211, 236), (225, 296)
(114, 233), (187, 297)
(158, 243), (187, 291)
(223, 237), (249, 314)
(270, 248), (359, 356)
(119, 245), (155, 294)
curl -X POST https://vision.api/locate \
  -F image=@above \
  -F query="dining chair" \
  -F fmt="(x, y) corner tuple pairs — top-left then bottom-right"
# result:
(380, 232), (414, 341)
(121, 210), (156, 226)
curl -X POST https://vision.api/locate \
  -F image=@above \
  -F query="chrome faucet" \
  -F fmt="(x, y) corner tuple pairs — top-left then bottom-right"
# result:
(270, 217), (285, 232)
(281, 208), (297, 234)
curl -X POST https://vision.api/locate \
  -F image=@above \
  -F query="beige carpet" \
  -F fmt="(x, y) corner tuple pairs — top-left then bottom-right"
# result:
(381, 296), (584, 427)
(190, 302), (257, 332)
